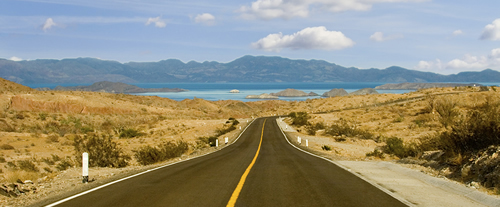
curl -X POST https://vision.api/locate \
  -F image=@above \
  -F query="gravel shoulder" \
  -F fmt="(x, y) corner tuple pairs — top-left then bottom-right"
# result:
(276, 118), (500, 207)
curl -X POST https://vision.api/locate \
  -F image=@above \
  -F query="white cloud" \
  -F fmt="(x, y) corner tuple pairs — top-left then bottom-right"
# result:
(42, 18), (56, 31)
(252, 26), (355, 52)
(9, 56), (23, 61)
(452, 30), (463, 36)
(416, 48), (500, 73)
(447, 49), (500, 69)
(369, 32), (403, 42)
(415, 59), (443, 70)
(481, 19), (500, 40)
(239, 0), (429, 20)
(145, 16), (166, 28)
(194, 13), (216, 26)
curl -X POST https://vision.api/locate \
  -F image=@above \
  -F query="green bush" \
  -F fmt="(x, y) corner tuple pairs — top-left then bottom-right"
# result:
(325, 119), (373, 140)
(383, 137), (417, 158)
(73, 134), (130, 168)
(434, 99), (500, 156)
(289, 112), (309, 126)
(134, 140), (189, 165)
(321, 145), (332, 151)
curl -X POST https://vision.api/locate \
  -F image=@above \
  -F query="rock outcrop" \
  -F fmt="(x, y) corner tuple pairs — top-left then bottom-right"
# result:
(322, 88), (348, 97)
(460, 146), (500, 189)
(349, 88), (379, 95)
(245, 93), (279, 99)
(270, 88), (318, 97)
(229, 89), (240, 93)
(375, 82), (483, 90)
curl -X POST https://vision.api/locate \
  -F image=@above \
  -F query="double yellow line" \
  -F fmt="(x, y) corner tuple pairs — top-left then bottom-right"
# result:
(226, 119), (266, 207)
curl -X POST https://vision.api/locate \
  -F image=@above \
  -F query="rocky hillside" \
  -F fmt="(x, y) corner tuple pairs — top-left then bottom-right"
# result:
(375, 82), (483, 90)
(42, 81), (187, 93)
(0, 78), (34, 94)
(2, 56), (500, 83)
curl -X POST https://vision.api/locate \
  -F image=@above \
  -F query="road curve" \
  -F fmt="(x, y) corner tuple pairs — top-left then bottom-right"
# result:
(47, 118), (407, 207)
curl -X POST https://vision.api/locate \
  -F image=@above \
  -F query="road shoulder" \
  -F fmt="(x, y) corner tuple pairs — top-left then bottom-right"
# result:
(276, 118), (500, 207)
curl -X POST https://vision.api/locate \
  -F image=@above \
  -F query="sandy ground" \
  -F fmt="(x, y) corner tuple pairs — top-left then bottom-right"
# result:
(276, 118), (500, 207)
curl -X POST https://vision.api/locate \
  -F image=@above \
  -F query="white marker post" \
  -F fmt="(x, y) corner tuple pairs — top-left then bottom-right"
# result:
(82, 152), (89, 183)
(239, 126), (241, 130)
(216, 139), (219, 147)
(306, 139), (309, 147)
(225, 137), (229, 145)
(298, 137), (301, 144)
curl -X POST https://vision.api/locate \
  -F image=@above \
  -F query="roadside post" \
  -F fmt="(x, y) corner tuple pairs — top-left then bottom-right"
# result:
(306, 139), (308, 147)
(225, 137), (228, 145)
(298, 137), (301, 144)
(82, 152), (89, 183)
(216, 139), (219, 147)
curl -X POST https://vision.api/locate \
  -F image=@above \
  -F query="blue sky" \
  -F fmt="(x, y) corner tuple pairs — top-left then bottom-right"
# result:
(1, 0), (499, 74)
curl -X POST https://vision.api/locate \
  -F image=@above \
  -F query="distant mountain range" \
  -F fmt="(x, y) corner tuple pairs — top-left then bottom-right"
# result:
(1, 56), (499, 84)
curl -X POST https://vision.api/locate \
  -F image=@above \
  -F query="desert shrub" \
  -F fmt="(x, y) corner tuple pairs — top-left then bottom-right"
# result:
(232, 119), (240, 126)
(73, 134), (130, 168)
(0, 156), (5, 163)
(215, 124), (237, 137)
(433, 100), (500, 156)
(393, 116), (404, 123)
(46, 134), (59, 143)
(197, 136), (218, 147)
(39, 112), (48, 121)
(42, 157), (55, 165)
(383, 137), (417, 158)
(321, 145), (332, 151)
(15, 113), (24, 120)
(413, 119), (426, 127)
(56, 159), (73, 171)
(325, 119), (373, 140)
(366, 149), (385, 158)
(434, 96), (459, 128)
(0, 144), (14, 150)
(7, 161), (17, 169)
(80, 126), (94, 134)
(289, 112), (309, 126)
(119, 128), (143, 138)
(17, 159), (38, 172)
(134, 140), (189, 165)
(51, 154), (61, 162)
(305, 122), (326, 136)
(43, 167), (53, 173)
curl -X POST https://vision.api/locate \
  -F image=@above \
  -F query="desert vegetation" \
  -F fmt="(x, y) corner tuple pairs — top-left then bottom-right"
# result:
(1, 77), (499, 205)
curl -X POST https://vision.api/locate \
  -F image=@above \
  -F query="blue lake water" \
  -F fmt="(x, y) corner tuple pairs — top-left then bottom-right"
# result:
(25, 82), (500, 102)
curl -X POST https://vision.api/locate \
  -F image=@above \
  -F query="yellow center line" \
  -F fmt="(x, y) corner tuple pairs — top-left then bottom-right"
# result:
(226, 119), (266, 207)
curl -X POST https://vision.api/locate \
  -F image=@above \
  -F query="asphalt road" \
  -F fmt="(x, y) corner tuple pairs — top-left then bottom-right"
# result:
(48, 118), (407, 207)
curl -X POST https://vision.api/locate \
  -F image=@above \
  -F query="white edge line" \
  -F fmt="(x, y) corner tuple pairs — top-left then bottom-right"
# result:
(275, 118), (415, 207)
(45, 119), (256, 207)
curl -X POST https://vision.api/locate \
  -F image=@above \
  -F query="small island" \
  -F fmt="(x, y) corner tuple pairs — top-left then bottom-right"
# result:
(270, 88), (318, 97)
(37, 81), (187, 93)
(245, 93), (279, 99)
